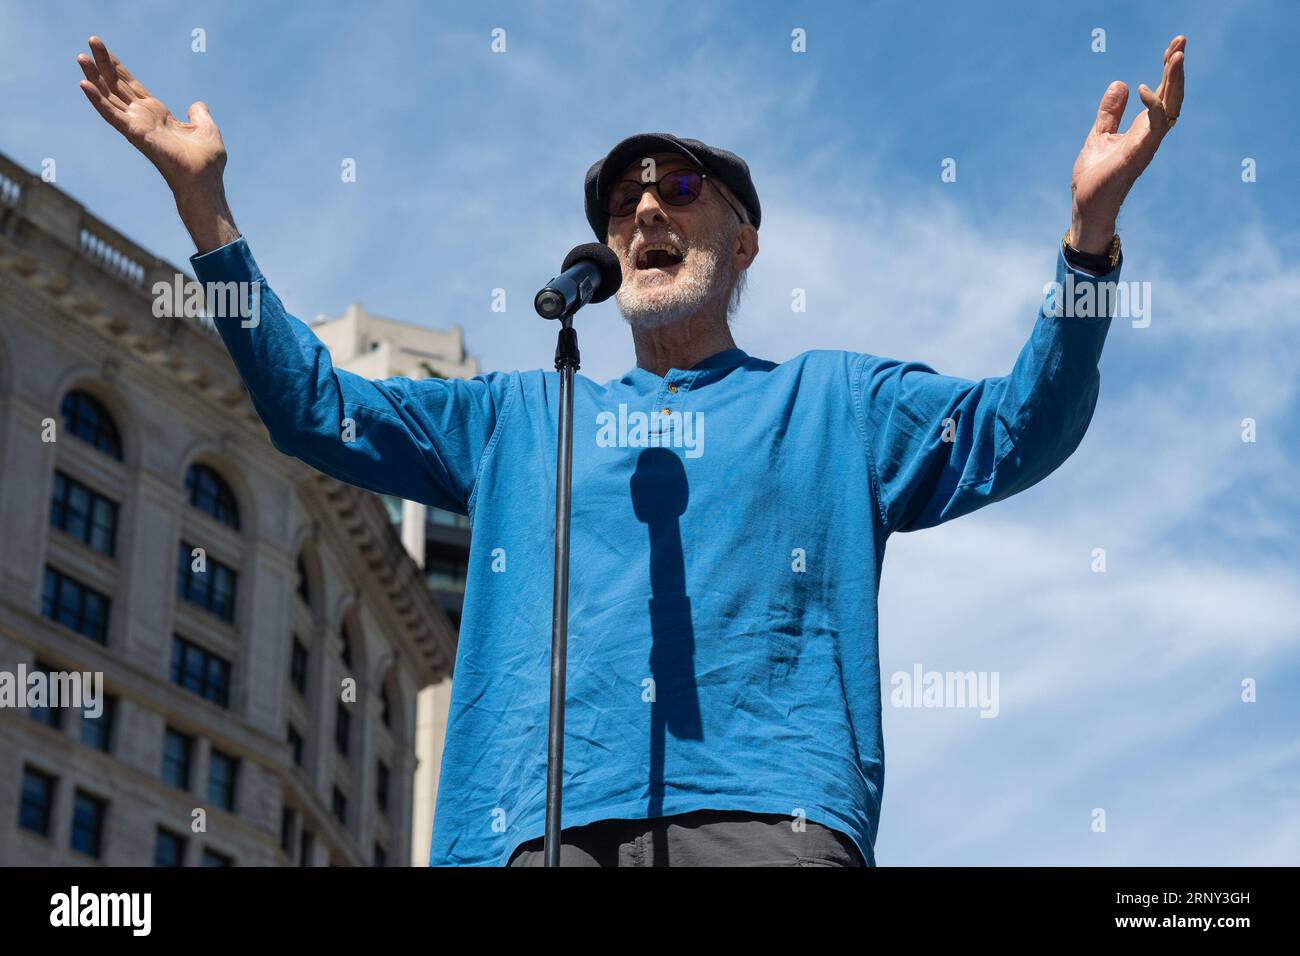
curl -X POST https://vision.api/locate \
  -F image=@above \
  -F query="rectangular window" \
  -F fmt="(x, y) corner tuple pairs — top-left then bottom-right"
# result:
(154, 829), (186, 867)
(299, 831), (314, 867)
(288, 725), (304, 767)
(41, 566), (110, 644)
(170, 635), (231, 709)
(162, 727), (193, 790)
(207, 749), (238, 812)
(331, 787), (348, 827)
(70, 790), (107, 859)
(335, 703), (350, 757)
(176, 542), (237, 623)
(50, 471), (119, 556)
(26, 660), (63, 729)
(79, 694), (116, 752)
(201, 848), (233, 867)
(376, 761), (390, 814)
(280, 807), (295, 853)
(18, 767), (55, 836)
(374, 843), (387, 867)
(290, 638), (309, 695)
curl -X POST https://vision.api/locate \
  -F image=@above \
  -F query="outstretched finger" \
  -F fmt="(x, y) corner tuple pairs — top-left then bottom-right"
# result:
(1137, 82), (1170, 137)
(1138, 83), (1164, 117)
(79, 80), (129, 135)
(1094, 80), (1129, 134)
(107, 50), (136, 82)
(1116, 103), (1162, 173)
(1153, 36), (1186, 100)
(88, 37), (122, 94)
(1164, 48), (1185, 118)
(87, 36), (142, 104)
(76, 53), (127, 111)
(107, 50), (153, 101)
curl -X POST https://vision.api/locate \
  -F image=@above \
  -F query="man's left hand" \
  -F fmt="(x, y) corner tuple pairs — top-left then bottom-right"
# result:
(1069, 34), (1187, 253)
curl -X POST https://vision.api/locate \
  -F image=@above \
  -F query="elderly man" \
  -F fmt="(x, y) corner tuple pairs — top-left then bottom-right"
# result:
(77, 34), (1185, 867)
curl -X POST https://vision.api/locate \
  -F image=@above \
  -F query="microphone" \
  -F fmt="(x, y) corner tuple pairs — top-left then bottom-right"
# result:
(534, 243), (622, 319)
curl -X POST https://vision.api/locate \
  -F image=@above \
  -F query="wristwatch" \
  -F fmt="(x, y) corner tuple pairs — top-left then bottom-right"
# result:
(1062, 230), (1121, 273)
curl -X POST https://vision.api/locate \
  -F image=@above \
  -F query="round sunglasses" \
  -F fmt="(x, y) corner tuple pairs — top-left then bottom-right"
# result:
(605, 169), (744, 223)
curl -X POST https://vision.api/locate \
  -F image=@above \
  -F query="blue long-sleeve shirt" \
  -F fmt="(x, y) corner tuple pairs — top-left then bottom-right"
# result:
(190, 237), (1119, 865)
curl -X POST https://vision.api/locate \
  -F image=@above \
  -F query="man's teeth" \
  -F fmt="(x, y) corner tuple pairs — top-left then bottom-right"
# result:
(636, 242), (685, 269)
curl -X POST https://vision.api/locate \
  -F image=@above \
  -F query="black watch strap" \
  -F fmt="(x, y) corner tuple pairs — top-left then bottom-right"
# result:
(1062, 232), (1120, 273)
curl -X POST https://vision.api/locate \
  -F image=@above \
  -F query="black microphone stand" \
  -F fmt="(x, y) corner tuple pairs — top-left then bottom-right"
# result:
(534, 241), (619, 867)
(544, 311), (580, 867)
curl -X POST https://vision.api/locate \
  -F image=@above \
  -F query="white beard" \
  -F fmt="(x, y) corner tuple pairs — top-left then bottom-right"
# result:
(615, 226), (736, 330)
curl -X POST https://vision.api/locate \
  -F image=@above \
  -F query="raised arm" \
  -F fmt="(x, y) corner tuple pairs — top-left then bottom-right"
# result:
(855, 250), (1118, 533)
(188, 238), (514, 512)
(76, 37), (513, 512)
(856, 36), (1186, 534)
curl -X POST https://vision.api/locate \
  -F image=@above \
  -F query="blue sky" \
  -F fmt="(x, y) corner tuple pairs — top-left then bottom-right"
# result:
(4, 0), (1298, 864)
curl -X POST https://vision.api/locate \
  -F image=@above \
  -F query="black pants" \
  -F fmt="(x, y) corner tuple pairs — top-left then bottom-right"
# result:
(506, 809), (864, 867)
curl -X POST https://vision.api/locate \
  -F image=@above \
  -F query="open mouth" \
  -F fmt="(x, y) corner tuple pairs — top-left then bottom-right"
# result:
(635, 242), (686, 274)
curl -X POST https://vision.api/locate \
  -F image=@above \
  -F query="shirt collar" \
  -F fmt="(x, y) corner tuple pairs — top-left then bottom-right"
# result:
(619, 347), (750, 392)
(688, 347), (749, 372)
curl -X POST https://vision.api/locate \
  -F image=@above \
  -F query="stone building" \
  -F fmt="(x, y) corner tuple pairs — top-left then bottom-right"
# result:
(0, 152), (457, 866)
(310, 303), (476, 865)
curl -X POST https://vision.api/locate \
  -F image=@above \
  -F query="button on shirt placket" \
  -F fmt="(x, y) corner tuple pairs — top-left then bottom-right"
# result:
(654, 373), (693, 440)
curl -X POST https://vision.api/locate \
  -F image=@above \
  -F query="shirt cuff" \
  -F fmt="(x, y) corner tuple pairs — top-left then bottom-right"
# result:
(189, 235), (263, 285)
(1058, 245), (1122, 282)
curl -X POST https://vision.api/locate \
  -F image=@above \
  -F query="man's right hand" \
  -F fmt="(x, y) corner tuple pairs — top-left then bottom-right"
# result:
(77, 36), (239, 253)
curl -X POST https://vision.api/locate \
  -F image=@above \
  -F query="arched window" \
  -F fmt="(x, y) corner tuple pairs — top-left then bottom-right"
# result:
(185, 464), (240, 529)
(61, 390), (123, 460)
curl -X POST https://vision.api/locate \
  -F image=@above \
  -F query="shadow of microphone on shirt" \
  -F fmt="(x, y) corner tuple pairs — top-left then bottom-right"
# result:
(630, 447), (703, 842)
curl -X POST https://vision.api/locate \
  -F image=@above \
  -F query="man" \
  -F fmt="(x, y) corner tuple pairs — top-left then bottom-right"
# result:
(76, 34), (1185, 867)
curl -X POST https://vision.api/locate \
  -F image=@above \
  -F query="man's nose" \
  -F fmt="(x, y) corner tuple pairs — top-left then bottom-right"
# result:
(634, 186), (669, 228)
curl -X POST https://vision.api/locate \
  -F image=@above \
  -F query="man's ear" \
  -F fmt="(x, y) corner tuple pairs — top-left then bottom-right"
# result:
(735, 223), (759, 270)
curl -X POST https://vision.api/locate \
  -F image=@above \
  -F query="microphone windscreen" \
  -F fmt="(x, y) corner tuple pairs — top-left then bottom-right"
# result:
(562, 242), (622, 303)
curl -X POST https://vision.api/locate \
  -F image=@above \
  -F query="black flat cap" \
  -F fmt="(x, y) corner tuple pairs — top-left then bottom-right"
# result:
(584, 133), (761, 241)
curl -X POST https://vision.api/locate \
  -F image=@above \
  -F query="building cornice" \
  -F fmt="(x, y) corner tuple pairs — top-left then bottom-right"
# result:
(0, 152), (454, 683)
